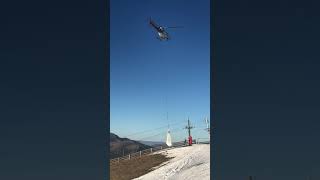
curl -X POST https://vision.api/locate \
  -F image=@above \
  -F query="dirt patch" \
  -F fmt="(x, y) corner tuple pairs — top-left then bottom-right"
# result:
(110, 153), (172, 180)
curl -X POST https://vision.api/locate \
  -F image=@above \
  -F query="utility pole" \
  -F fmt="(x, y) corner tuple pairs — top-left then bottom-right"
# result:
(184, 117), (194, 146)
(205, 116), (210, 134)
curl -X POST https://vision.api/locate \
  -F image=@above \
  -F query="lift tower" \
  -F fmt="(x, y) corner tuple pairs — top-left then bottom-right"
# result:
(184, 117), (194, 146)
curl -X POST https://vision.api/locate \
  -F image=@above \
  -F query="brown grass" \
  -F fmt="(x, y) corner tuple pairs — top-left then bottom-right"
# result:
(110, 153), (172, 180)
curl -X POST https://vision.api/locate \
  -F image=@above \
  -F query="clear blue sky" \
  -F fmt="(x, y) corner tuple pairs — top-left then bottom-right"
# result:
(110, 0), (210, 142)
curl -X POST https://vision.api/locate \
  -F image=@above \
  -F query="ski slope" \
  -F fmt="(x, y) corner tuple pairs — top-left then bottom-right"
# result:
(133, 144), (210, 180)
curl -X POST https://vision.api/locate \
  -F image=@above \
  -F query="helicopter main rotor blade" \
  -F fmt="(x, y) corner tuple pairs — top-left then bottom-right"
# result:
(148, 18), (161, 30)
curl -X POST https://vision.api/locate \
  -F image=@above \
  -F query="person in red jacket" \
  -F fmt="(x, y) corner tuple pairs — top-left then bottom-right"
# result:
(188, 136), (193, 146)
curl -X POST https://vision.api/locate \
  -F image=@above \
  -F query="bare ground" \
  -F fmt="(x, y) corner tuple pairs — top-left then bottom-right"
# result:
(110, 153), (172, 180)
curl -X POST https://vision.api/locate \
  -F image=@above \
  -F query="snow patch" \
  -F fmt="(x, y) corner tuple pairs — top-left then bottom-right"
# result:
(133, 144), (210, 180)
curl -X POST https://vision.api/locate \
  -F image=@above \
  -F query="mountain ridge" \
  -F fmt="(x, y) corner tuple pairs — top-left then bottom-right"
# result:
(110, 133), (152, 159)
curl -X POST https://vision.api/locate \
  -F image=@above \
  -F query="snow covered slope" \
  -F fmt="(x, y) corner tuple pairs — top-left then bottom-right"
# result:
(133, 144), (210, 180)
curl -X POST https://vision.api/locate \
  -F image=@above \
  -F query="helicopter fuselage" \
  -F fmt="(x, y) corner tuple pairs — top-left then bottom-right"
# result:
(157, 31), (169, 40)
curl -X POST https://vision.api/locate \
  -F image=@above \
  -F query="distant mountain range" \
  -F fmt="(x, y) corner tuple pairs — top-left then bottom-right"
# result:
(110, 133), (152, 159)
(138, 140), (167, 147)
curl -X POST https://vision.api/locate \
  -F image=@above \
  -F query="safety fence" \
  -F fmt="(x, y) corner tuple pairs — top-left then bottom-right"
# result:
(110, 139), (210, 164)
(196, 138), (210, 144)
(110, 141), (187, 164)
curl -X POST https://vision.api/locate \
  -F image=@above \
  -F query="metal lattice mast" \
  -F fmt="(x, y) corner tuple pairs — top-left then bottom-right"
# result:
(184, 117), (194, 137)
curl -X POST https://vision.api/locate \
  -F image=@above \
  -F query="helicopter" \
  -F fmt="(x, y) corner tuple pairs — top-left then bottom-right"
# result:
(149, 18), (183, 41)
